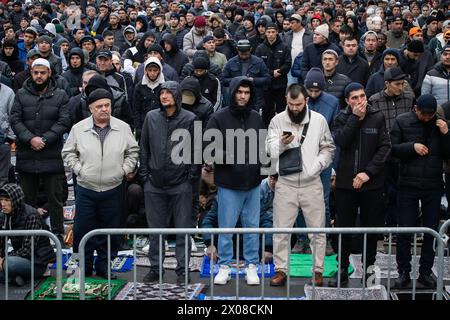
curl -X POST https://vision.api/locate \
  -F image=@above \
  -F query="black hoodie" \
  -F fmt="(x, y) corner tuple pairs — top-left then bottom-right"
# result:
(161, 33), (189, 76)
(1, 42), (23, 74)
(205, 76), (264, 191)
(138, 81), (199, 189)
(180, 76), (213, 128)
(62, 47), (88, 97)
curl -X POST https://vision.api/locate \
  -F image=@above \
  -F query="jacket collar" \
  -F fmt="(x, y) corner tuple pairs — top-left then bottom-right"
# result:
(81, 116), (121, 132)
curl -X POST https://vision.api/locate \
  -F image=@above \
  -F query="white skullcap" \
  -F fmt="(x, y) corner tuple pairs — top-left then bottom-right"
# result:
(32, 58), (51, 69)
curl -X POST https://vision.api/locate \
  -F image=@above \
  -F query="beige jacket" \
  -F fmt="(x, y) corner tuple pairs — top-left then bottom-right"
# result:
(265, 107), (335, 187)
(62, 116), (139, 192)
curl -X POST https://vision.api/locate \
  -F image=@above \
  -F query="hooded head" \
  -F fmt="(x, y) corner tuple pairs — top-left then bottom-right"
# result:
(137, 30), (156, 54)
(160, 33), (179, 54)
(123, 25), (138, 46)
(142, 56), (165, 89)
(0, 183), (25, 217)
(160, 81), (182, 111)
(180, 76), (202, 105)
(228, 76), (254, 111)
(136, 15), (149, 32)
(68, 47), (85, 70)
(192, 50), (211, 69)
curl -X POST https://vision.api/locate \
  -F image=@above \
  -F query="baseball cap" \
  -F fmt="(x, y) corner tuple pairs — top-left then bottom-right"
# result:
(97, 50), (112, 59)
(289, 13), (303, 22)
(236, 39), (251, 52)
(408, 27), (422, 37)
(416, 94), (437, 114)
(384, 67), (407, 81)
(26, 48), (42, 59)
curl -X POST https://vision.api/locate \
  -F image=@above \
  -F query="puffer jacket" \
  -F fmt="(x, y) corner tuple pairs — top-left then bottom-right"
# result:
(183, 27), (213, 60)
(138, 81), (198, 189)
(10, 78), (70, 174)
(323, 71), (352, 109)
(390, 111), (450, 190)
(266, 106), (335, 188)
(205, 76), (265, 191)
(422, 62), (450, 106)
(255, 36), (291, 89)
(0, 83), (15, 142)
(307, 91), (340, 127)
(180, 76), (213, 128)
(369, 89), (415, 132)
(161, 33), (189, 76)
(0, 183), (56, 266)
(332, 105), (391, 191)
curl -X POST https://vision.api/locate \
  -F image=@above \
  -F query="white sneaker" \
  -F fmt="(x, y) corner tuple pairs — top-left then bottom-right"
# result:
(214, 265), (231, 285)
(245, 264), (260, 285)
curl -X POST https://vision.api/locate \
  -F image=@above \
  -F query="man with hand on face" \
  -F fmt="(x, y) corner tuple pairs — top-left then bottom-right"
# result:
(62, 88), (139, 279)
(391, 94), (450, 289)
(266, 84), (335, 287)
(10, 58), (71, 246)
(330, 82), (391, 287)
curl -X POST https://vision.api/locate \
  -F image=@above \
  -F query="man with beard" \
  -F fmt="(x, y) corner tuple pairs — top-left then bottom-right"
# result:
(266, 83), (335, 287)
(183, 16), (212, 60)
(205, 77), (265, 286)
(249, 18), (268, 53)
(385, 15), (408, 49)
(139, 81), (198, 284)
(10, 58), (71, 246)
(62, 48), (89, 97)
(104, 13), (126, 50)
(80, 36), (98, 65)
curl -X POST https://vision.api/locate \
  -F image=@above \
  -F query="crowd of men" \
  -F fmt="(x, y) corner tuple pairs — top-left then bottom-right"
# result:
(0, 0), (449, 291)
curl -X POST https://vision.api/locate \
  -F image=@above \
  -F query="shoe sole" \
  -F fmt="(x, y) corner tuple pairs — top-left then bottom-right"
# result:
(245, 276), (260, 286)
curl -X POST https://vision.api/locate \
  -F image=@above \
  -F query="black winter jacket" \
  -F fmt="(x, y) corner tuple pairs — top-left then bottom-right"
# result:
(336, 54), (371, 87)
(255, 36), (291, 89)
(61, 48), (88, 97)
(10, 78), (71, 174)
(390, 111), (450, 190)
(138, 81), (198, 189)
(332, 105), (391, 191)
(205, 76), (264, 191)
(324, 71), (352, 109)
(132, 83), (162, 138)
(161, 33), (189, 76)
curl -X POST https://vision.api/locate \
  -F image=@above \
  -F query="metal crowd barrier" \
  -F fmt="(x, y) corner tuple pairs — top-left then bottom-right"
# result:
(0, 230), (63, 300)
(77, 227), (447, 301)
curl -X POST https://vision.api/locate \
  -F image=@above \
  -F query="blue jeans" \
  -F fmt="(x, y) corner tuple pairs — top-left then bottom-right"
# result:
(217, 186), (260, 265)
(0, 256), (46, 283)
(296, 166), (332, 239)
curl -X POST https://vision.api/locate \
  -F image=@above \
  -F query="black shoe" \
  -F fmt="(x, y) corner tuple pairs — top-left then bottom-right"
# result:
(328, 270), (349, 287)
(176, 273), (191, 285)
(143, 270), (162, 283)
(96, 271), (117, 280)
(418, 274), (436, 288)
(394, 273), (411, 288)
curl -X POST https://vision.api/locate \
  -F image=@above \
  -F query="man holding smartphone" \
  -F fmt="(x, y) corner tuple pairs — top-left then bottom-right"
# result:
(266, 84), (335, 287)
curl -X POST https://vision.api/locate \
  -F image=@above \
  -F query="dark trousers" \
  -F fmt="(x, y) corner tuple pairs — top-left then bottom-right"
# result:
(73, 184), (123, 273)
(446, 173), (450, 215)
(335, 188), (386, 269)
(20, 172), (65, 235)
(262, 88), (286, 127)
(144, 181), (193, 276)
(385, 162), (399, 227)
(0, 143), (10, 187)
(396, 188), (442, 276)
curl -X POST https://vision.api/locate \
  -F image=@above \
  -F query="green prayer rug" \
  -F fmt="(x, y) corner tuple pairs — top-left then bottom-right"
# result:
(25, 277), (127, 300)
(288, 254), (354, 278)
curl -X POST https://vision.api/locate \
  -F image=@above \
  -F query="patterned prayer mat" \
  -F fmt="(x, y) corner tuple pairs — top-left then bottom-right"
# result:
(200, 256), (275, 278)
(348, 254), (449, 279)
(304, 284), (388, 300)
(25, 277), (127, 300)
(288, 254), (354, 278)
(134, 256), (203, 271)
(50, 254), (134, 273)
(197, 294), (306, 300)
(114, 282), (205, 300)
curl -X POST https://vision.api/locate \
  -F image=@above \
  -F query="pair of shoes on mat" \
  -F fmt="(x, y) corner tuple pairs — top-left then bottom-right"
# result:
(214, 264), (260, 285)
